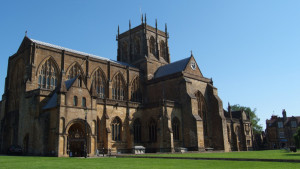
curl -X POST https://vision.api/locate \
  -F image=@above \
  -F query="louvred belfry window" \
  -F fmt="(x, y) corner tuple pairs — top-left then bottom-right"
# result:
(160, 40), (167, 61)
(38, 59), (58, 89)
(149, 36), (155, 55)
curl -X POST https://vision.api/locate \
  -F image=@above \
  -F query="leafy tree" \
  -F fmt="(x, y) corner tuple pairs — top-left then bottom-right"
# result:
(230, 104), (263, 134)
(294, 127), (300, 148)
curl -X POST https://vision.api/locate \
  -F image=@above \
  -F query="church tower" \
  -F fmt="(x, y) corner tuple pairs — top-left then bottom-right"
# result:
(117, 15), (170, 80)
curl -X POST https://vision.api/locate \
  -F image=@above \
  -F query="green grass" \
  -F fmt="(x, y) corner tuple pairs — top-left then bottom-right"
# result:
(0, 156), (299, 169)
(141, 149), (300, 160)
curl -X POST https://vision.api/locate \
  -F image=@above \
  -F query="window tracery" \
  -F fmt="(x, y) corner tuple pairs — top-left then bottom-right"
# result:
(92, 69), (106, 99)
(149, 36), (155, 55)
(67, 63), (82, 79)
(38, 59), (58, 89)
(111, 117), (121, 141)
(112, 73), (125, 101)
(160, 40), (167, 61)
(130, 77), (141, 102)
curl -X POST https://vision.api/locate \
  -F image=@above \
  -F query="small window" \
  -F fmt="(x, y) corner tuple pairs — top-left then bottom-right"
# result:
(279, 132), (285, 138)
(78, 77), (82, 87)
(278, 122), (283, 128)
(73, 96), (78, 106)
(82, 97), (86, 107)
(291, 121), (297, 128)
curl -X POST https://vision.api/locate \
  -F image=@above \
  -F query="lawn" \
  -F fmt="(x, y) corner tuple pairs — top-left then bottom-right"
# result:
(0, 155), (299, 169)
(140, 149), (300, 160)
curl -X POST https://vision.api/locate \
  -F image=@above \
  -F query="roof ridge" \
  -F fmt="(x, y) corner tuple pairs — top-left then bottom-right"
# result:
(29, 38), (134, 67)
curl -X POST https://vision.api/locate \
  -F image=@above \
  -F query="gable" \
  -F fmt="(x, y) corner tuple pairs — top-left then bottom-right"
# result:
(183, 55), (203, 77)
(17, 36), (32, 53)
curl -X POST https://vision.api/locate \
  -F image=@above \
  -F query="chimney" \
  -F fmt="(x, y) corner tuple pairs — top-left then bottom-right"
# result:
(282, 109), (287, 121)
(271, 115), (278, 120)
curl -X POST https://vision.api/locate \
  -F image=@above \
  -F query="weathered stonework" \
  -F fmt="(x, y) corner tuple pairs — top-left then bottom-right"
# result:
(0, 18), (252, 157)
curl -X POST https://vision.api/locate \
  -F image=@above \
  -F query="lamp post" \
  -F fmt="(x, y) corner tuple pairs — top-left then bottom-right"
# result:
(84, 107), (88, 158)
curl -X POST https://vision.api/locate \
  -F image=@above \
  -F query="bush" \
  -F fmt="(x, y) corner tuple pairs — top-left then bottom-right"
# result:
(294, 127), (300, 148)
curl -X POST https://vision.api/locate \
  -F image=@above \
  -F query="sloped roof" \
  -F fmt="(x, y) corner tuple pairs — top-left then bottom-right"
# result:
(231, 111), (243, 119)
(224, 110), (250, 121)
(43, 77), (79, 110)
(154, 57), (190, 79)
(43, 93), (58, 110)
(65, 77), (77, 90)
(29, 38), (133, 67)
(284, 116), (300, 125)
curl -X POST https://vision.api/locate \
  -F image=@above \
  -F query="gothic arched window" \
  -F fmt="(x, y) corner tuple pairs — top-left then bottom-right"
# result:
(122, 42), (128, 61)
(172, 117), (180, 141)
(133, 118), (141, 143)
(130, 77), (141, 102)
(111, 117), (121, 141)
(38, 59), (58, 89)
(112, 73), (125, 101)
(149, 36), (155, 55)
(134, 37), (141, 56)
(195, 91), (208, 136)
(160, 40), (167, 61)
(92, 69), (106, 99)
(67, 63), (83, 79)
(149, 119), (157, 142)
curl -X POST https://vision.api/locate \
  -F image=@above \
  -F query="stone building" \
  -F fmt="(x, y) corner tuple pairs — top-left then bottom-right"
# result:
(224, 104), (254, 151)
(266, 109), (300, 149)
(0, 18), (251, 157)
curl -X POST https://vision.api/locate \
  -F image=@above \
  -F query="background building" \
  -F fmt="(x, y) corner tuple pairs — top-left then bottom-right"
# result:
(266, 109), (300, 149)
(224, 104), (254, 151)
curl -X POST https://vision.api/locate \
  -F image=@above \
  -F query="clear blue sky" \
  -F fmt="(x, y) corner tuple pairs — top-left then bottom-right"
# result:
(1, 0), (300, 129)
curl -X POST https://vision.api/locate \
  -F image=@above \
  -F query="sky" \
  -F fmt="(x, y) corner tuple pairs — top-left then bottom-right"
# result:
(1, 0), (300, 129)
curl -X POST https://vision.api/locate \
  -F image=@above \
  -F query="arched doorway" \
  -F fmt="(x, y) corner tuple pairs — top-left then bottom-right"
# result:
(68, 122), (87, 157)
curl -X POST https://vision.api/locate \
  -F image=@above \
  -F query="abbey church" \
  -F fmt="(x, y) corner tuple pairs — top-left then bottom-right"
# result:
(0, 17), (253, 157)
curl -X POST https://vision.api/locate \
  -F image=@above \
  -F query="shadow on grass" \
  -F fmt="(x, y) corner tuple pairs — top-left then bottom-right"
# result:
(284, 153), (300, 157)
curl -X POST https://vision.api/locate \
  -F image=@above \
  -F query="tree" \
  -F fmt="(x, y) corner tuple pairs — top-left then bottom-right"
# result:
(231, 104), (263, 134)
(294, 127), (300, 148)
